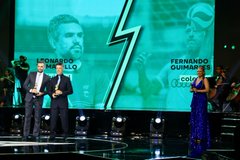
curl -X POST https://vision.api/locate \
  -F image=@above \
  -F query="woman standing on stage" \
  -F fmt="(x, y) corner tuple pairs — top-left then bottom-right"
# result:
(189, 66), (210, 158)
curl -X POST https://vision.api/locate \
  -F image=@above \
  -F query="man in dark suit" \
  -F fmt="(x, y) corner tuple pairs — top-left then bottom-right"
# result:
(48, 62), (73, 140)
(23, 61), (50, 141)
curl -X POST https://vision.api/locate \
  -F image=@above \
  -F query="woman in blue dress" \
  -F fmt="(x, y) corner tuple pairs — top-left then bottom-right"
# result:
(189, 66), (210, 158)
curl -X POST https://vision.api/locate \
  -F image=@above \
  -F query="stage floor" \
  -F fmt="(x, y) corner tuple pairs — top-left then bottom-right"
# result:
(0, 135), (236, 160)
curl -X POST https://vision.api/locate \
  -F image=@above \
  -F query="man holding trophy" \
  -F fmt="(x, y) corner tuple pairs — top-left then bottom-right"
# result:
(22, 61), (50, 141)
(48, 62), (73, 140)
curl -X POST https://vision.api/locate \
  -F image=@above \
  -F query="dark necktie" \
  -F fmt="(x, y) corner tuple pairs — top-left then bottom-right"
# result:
(57, 75), (61, 85)
(55, 75), (61, 91)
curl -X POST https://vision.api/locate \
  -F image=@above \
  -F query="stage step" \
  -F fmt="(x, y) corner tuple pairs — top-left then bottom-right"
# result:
(220, 113), (240, 147)
(221, 125), (237, 133)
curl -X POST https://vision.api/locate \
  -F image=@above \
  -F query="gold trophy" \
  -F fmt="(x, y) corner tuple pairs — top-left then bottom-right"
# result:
(54, 83), (60, 96)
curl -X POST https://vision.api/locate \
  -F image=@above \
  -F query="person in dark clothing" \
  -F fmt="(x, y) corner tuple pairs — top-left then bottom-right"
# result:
(209, 65), (230, 112)
(22, 61), (50, 141)
(0, 68), (14, 106)
(48, 62), (73, 141)
(11, 55), (30, 105)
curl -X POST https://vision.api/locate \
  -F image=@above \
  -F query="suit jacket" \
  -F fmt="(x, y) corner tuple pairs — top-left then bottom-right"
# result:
(48, 74), (73, 108)
(23, 72), (50, 102)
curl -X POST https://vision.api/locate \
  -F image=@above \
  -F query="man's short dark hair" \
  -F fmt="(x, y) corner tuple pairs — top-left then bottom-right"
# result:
(216, 65), (224, 70)
(19, 55), (27, 61)
(56, 62), (63, 66)
(37, 60), (45, 65)
(5, 68), (12, 73)
(48, 14), (80, 41)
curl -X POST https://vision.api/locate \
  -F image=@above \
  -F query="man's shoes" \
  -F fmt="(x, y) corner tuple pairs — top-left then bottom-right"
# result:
(32, 136), (40, 141)
(22, 136), (27, 141)
(22, 136), (31, 141)
(49, 136), (55, 141)
(63, 136), (68, 141)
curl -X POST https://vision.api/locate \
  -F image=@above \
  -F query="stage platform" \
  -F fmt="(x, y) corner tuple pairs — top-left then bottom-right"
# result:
(0, 107), (239, 159)
(0, 134), (236, 160)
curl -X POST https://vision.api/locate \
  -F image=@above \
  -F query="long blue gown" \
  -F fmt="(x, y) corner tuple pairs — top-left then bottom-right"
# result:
(189, 78), (210, 158)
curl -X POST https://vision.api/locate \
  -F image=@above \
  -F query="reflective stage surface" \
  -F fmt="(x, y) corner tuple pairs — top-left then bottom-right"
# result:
(0, 135), (236, 160)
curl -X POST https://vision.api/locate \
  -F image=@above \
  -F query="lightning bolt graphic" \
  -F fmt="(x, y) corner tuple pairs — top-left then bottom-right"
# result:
(105, 0), (141, 109)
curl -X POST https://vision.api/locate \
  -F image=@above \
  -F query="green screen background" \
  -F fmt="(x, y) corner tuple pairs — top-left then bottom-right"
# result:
(14, 0), (215, 111)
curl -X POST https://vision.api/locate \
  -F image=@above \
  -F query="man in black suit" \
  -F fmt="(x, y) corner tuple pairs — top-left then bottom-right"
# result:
(23, 61), (50, 141)
(48, 62), (73, 140)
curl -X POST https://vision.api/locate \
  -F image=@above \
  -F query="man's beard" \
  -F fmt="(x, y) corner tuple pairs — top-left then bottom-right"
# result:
(68, 50), (82, 59)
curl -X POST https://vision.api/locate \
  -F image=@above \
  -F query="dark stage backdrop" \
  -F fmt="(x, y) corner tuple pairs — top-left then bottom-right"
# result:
(0, 0), (12, 73)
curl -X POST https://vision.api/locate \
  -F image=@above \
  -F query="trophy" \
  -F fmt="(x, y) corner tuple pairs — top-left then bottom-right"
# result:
(54, 83), (60, 96)
(32, 83), (38, 98)
(55, 83), (59, 91)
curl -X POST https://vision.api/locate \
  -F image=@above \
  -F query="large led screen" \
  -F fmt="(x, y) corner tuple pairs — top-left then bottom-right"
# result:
(14, 0), (215, 111)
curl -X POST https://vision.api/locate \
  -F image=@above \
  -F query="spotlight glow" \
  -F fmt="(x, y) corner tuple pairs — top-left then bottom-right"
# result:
(14, 114), (20, 119)
(80, 116), (86, 121)
(154, 149), (161, 157)
(116, 117), (123, 123)
(44, 115), (50, 120)
(155, 118), (161, 124)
